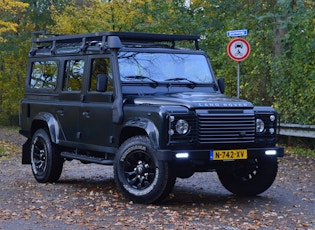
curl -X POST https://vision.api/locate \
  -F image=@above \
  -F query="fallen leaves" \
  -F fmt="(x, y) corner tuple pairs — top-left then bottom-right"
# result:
(0, 140), (20, 157)
(0, 129), (314, 229)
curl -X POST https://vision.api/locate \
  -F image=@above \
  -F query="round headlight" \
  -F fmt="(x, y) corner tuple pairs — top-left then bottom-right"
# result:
(256, 119), (265, 133)
(175, 119), (189, 135)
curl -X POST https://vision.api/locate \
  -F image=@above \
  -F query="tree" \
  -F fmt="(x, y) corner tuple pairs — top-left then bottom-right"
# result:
(187, 0), (314, 124)
(0, 0), (314, 125)
(271, 1), (315, 124)
(0, 0), (29, 125)
(49, 0), (146, 33)
(0, 0), (29, 42)
(48, 0), (315, 125)
(49, 0), (199, 34)
(23, 0), (69, 31)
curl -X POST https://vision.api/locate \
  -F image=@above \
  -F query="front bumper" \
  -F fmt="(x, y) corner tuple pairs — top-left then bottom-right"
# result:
(157, 146), (284, 161)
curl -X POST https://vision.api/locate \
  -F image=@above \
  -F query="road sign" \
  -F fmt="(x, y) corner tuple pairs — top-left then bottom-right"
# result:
(227, 29), (248, 37)
(227, 38), (251, 62)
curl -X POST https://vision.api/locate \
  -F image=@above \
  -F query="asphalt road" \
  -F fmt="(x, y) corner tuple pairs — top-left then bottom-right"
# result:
(0, 128), (314, 229)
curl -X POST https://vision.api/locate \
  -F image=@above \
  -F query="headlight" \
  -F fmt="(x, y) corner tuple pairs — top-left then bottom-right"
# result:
(256, 119), (265, 133)
(175, 119), (189, 135)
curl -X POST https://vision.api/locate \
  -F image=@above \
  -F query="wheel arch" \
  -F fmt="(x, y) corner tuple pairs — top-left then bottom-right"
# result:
(22, 112), (61, 165)
(31, 112), (61, 144)
(119, 118), (160, 149)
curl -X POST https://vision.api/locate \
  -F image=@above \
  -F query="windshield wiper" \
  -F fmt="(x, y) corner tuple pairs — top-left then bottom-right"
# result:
(165, 77), (197, 89)
(123, 75), (159, 88)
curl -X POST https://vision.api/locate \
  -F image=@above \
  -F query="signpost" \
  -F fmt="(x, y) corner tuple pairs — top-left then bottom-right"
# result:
(226, 33), (251, 98)
(227, 29), (248, 37)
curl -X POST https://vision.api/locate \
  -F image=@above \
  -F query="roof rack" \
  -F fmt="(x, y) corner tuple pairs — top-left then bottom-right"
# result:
(29, 31), (200, 56)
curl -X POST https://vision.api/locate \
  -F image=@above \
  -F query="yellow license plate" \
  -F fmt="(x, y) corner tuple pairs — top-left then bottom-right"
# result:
(210, 149), (247, 160)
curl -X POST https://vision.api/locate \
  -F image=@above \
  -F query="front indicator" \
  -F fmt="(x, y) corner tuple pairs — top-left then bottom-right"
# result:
(176, 153), (189, 159)
(265, 150), (277, 155)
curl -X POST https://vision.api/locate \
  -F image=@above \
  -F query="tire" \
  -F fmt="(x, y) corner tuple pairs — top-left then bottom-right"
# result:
(217, 157), (278, 196)
(114, 136), (176, 204)
(31, 129), (63, 183)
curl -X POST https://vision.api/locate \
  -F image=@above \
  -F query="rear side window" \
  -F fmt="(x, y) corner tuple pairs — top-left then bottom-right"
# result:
(30, 61), (58, 89)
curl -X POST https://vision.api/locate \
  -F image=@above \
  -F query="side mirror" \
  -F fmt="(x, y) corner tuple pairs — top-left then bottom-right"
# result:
(96, 74), (108, 92)
(218, 78), (225, 94)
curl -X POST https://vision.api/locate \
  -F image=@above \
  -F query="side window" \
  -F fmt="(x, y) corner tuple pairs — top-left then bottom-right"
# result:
(63, 59), (85, 91)
(30, 61), (58, 89)
(90, 58), (113, 92)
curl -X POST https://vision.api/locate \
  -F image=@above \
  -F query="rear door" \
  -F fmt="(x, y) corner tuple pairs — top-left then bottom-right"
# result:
(56, 58), (86, 145)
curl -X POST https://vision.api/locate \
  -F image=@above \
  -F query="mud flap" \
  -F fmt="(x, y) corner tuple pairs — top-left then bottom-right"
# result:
(22, 139), (31, 164)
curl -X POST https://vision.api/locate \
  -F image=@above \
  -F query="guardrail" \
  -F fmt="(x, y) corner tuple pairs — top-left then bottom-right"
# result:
(279, 123), (315, 139)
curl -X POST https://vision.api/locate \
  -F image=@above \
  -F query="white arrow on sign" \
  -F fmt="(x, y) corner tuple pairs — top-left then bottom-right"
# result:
(227, 29), (248, 37)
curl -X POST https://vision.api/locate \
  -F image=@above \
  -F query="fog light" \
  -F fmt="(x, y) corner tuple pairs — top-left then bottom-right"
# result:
(269, 128), (275, 134)
(176, 153), (189, 159)
(265, 150), (277, 155)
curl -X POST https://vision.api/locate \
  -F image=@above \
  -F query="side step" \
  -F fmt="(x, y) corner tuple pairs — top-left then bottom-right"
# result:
(60, 152), (114, 165)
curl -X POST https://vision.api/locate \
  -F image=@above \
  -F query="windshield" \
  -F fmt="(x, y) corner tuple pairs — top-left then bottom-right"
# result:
(118, 52), (214, 84)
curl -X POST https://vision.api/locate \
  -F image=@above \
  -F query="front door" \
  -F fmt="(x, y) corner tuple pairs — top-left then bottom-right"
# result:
(78, 56), (115, 151)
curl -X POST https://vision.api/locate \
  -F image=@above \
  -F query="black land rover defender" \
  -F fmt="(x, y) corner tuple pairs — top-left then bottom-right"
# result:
(19, 31), (284, 204)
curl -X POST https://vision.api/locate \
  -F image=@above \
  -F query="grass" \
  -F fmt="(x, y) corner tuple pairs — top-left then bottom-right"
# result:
(279, 136), (315, 158)
(284, 146), (315, 158)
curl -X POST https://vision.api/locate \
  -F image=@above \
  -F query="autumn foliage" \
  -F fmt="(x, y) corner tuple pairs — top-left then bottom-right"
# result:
(0, 0), (28, 41)
(0, 0), (314, 125)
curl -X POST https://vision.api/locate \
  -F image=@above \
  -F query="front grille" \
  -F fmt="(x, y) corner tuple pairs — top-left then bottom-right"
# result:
(198, 112), (255, 144)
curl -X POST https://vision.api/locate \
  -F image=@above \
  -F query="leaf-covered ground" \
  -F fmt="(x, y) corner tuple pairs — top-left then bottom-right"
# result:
(0, 128), (314, 229)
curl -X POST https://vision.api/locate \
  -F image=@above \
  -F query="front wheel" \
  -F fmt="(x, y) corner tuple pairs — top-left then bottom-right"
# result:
(114, 136), (176, 204)
(31, 129), (63, 183)
(217, 157), (278, 196)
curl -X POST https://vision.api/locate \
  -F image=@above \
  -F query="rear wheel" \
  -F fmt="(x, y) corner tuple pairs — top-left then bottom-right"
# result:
(217, 157), (278, 196)
(31, 129), (63, 183)
(114, 136), (176, 204)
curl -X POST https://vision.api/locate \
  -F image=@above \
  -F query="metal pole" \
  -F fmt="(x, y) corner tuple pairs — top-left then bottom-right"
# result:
(237, 61), (240, 98)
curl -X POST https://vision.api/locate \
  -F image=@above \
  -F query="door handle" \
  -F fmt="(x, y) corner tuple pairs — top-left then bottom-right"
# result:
(82, 111), (90, 118)
(56, 109), (64, 116)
